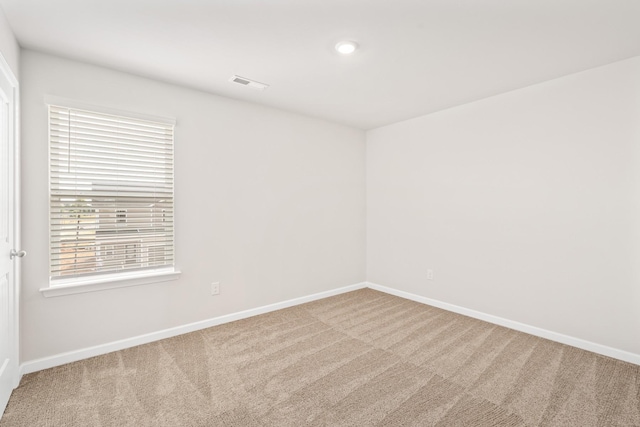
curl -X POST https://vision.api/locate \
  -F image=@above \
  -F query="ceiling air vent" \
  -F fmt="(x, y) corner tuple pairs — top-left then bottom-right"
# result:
(229, 75), (269, 91)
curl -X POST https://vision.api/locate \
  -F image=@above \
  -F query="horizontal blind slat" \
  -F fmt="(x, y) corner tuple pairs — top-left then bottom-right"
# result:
(51, 170), (173, 181)
(50, 239), (175, 251)
(52, 190), (173, 197)
(51, 155), (173, 170)
(50, 108), (173, 132)
(50, 140), (172, 158)
(50, 133), (172, 149)
(50, 117), (173, 138)
(51, 247), (174, 264)
(51, 248), (175, 264)
(51, 238), (175, 249)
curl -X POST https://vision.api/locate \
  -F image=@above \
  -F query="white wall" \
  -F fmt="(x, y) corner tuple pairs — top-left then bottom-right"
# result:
(18, 45), (640, 364)
(20, 50), (366, 362)
(0, 6), (19, 77)
(367, 56), (640, 356)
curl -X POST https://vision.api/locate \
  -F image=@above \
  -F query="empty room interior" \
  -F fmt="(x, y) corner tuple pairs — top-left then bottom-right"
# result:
(0, 1), (639, 426)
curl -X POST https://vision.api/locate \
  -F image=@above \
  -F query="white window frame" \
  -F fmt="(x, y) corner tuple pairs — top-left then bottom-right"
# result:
(40, 97), (180, 297)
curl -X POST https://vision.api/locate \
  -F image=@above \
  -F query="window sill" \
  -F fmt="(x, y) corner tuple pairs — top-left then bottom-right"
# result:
(40, 268), (181, 298)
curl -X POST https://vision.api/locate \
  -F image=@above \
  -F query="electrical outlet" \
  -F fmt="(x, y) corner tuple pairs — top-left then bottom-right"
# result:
(427, 269), (434, 281)
(211, 282), (220, 295)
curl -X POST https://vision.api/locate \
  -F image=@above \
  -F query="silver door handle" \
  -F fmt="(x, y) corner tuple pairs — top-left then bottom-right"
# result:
(10, 249), (26, 259)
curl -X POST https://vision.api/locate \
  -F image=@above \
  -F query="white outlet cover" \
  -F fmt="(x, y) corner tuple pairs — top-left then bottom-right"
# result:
(211, 282), (220, 295)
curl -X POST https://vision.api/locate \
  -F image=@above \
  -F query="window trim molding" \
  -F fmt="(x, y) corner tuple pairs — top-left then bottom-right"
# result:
(43, 96), (178, 297)
(40, 268), (181, 298)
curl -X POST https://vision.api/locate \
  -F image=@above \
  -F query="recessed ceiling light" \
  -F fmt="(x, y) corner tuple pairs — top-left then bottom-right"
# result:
(335, 41), (358, 55)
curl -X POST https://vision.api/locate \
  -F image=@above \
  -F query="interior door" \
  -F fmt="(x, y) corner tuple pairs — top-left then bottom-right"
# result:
(0, 56), (19, 416)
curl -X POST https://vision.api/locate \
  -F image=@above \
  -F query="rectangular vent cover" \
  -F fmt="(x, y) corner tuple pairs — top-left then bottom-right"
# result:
(229, 75), (269, 91)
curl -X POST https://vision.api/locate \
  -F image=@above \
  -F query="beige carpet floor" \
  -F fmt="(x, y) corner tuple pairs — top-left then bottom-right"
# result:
(1, 288), (639, 426)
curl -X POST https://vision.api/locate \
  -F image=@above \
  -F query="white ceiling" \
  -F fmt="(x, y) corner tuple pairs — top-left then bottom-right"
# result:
(2, 0), (640, 130)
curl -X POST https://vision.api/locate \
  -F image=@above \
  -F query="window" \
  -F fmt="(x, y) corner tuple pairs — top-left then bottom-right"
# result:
(48, 104), (176, 289)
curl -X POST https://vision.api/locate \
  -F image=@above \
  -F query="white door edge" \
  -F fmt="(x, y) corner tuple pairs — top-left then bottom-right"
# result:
(0, 50), (20, 416)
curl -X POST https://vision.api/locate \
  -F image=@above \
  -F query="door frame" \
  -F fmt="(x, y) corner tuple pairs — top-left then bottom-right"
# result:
(0, 51), (21, 406)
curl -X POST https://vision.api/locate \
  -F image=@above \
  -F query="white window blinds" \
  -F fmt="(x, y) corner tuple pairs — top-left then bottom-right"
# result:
(49, 105), (175, 283)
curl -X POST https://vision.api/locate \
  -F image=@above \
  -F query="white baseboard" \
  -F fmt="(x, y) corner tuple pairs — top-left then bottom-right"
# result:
(19, 279), (638, 380)
(19, 282), (368, 377)
(367, 282), (640, 366)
